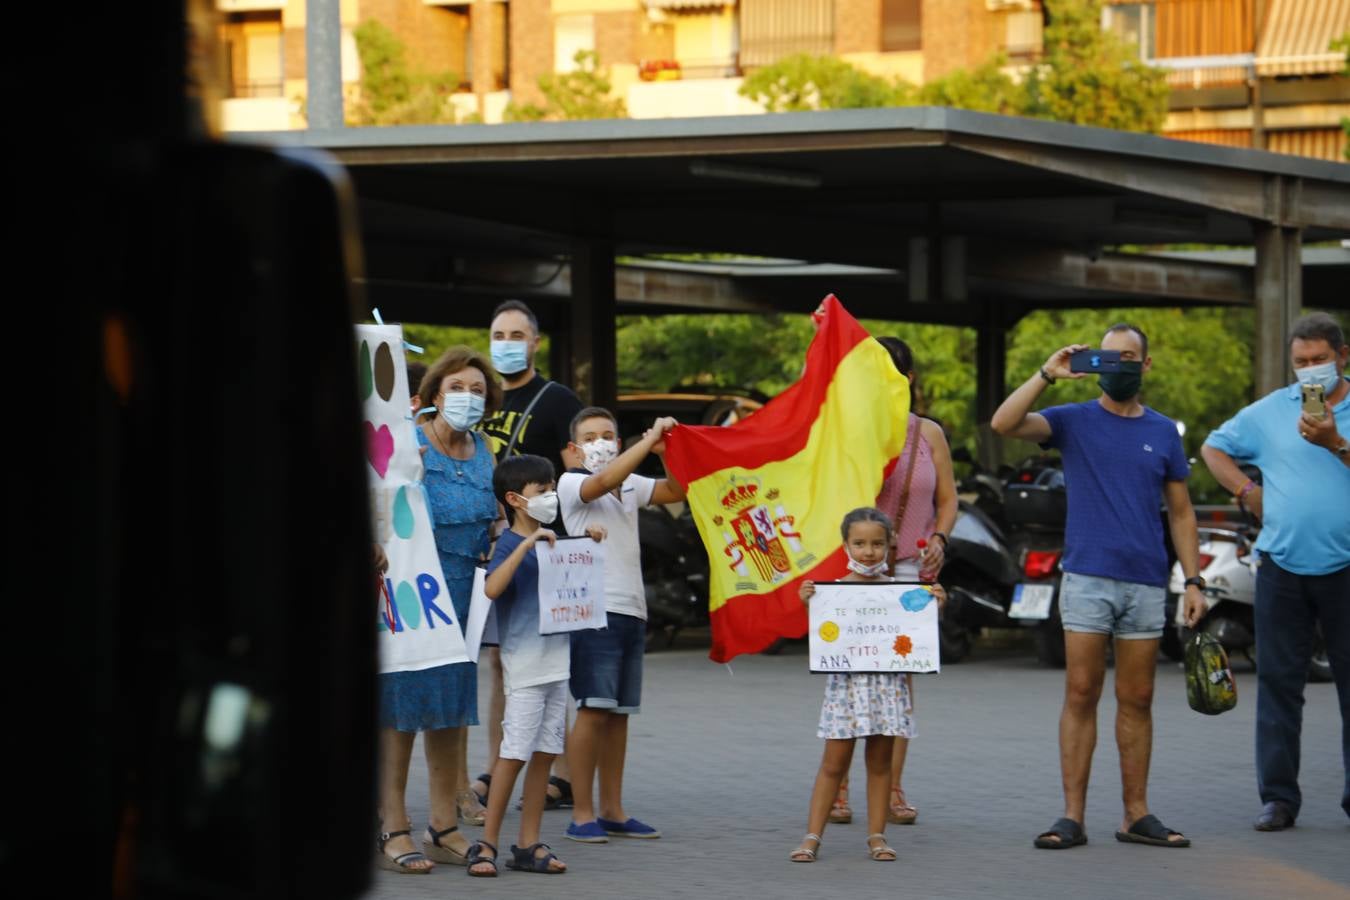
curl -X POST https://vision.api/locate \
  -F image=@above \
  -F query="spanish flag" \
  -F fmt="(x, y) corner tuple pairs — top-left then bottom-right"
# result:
(665, 296), (911, 662)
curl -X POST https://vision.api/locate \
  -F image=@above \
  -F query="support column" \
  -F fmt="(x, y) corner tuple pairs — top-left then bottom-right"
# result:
(306, 0), (343, 129)
(1253, 223), (1302, 396)
(548, 308), (574, 388)
(470, 0), (494, 119)
(975, 304), (1009, 471)
(569, 239), (617, 407)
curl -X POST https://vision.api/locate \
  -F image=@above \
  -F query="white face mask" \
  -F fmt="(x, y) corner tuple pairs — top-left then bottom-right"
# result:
(1295, 360), (1341, 395)
(522, 490), (559, 524)
(440, 391), (485, 431)
(490, 339), (530, 376)
(579, 438), (619, 473)
(846, 553), (889, 578)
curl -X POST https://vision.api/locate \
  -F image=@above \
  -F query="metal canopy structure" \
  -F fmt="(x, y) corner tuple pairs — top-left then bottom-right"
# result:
(249, 107), (1350, 440)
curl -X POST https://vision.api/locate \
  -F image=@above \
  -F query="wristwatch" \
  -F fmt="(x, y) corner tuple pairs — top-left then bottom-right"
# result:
(1038, 366), (1056, 385)
(1335, 440), (1349, 459)
(1184, 575), (1206, 590)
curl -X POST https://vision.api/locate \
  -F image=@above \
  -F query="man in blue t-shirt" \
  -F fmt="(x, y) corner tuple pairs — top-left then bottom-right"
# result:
(993, 323), (1208, 851)
(1201, 312), (1350, 833)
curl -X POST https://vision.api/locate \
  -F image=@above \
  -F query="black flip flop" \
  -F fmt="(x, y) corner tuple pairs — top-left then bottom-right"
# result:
(1034, 817), (1087, 849)
(1115, 814), (1190, 848)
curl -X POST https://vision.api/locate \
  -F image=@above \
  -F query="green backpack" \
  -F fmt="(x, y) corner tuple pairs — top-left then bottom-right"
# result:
(1185, 631), (1238, 715)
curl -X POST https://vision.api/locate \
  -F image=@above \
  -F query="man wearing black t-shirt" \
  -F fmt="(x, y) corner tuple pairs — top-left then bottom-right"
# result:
(480, 300), (584, 475)
(474, 299), (584, 814)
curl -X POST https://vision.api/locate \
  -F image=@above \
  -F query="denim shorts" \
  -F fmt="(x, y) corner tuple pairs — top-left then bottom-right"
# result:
(569, 612), (645, 714)
(1059, 572), (1166, 640)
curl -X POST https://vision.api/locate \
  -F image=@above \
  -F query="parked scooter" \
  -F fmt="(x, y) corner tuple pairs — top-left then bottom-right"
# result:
(939, 499), (1023, 663)
(940, 452), (1072, 665)
(640, 503), (710, 648)
(1168, 523), (1333, 683)
(999, 459), (1070, 667)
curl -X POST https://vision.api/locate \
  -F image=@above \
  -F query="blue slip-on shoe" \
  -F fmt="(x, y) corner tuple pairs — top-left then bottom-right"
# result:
(598, 817), (662, 839)
(564, 821), (610, 843)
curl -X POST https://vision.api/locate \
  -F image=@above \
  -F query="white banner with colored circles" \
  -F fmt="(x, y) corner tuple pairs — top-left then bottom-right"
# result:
(360, 323), (470, 674)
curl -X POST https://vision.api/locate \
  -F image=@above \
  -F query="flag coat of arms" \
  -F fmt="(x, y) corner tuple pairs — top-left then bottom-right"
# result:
(664, 296), (912, 662)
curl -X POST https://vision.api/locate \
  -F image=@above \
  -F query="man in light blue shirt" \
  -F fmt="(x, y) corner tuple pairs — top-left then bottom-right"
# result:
(1202, 312), (1350, 832)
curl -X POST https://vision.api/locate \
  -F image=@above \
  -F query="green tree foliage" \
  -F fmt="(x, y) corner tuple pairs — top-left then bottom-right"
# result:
(1005, 307), (1254, 498)
(738, 54), (911, 112)
(394, 322), (554, 381)
(1022, 0), (1170, 132)
(915, 55), (1024, 115)
(503, 51), (628, 122)
(739, 0), (1166, 132)
(347, 20), (462, 126)
(606, 306), (1274, 501)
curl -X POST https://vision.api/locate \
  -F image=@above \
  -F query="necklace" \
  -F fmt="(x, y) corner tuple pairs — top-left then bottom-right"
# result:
(430, 422), (468, 477)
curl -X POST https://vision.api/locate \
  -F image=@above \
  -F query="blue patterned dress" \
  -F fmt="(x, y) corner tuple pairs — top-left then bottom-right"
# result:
(379, 427), (496, 732)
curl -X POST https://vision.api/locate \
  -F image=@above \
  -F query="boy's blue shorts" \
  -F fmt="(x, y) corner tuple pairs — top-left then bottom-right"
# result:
(570, 612), (645, 715)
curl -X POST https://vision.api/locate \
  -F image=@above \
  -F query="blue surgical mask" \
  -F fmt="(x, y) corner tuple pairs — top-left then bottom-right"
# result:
(440, 391), (485, 431)
(491, 340), (529, 376)
(1295, 361), (1341, 395)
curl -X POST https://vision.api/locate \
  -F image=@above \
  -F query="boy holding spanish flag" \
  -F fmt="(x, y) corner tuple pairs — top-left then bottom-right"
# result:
(558, 409), (685, 843)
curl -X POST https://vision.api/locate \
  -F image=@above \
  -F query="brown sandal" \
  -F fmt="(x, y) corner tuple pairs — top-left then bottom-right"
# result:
(376, 828), (434, 874)
(888, 787), (918, 825)
(456, 789), (486, 826)
(829, 783), (853, 824)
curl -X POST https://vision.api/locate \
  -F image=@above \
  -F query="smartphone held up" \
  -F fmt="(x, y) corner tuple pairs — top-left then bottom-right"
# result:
(1301, 383), (1327, 420)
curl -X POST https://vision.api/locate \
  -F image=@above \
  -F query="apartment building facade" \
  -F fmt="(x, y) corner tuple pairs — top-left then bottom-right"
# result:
(217, 0), (506, 129)
(1105, 0), (1348, 157)
(221, 0), (1348, 161)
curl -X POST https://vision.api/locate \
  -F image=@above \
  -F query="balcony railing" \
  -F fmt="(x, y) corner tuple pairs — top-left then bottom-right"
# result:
(639, 58), (741, 81)
(228, 79), (285, 99)
(1148, 53), (1254, 89)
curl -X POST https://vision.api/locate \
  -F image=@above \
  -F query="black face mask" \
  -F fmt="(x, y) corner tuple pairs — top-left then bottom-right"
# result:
(1099, 361), (1143, 401)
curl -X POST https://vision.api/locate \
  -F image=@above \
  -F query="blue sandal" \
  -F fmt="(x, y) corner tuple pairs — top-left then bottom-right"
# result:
(506, 842), (566, 874)
(465, 839), (498, 878)
(472, 772), (492, 807)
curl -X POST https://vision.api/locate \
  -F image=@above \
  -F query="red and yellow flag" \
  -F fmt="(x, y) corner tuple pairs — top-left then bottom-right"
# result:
(665, 296), (911, 662)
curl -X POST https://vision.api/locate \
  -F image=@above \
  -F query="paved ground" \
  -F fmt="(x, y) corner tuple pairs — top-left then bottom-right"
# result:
(368, 637), (1349, 900)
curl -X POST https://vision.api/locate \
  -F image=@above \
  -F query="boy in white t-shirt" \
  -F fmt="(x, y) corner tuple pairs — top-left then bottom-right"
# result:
(559, 409), (684, 843)
(470, 454), (605, 877)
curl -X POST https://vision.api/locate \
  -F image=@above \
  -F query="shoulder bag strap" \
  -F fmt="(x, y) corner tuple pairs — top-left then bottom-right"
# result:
(893, 415), (922, 531)
(503, 380), (553, 458)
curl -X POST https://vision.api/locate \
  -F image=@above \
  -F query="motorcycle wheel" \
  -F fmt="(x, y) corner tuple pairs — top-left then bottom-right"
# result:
(1155, 599), (1188, 661)
(939, 618), (972, 664)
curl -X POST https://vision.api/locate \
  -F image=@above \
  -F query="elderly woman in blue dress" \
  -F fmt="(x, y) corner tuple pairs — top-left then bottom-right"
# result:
(377, 346), (501, 874)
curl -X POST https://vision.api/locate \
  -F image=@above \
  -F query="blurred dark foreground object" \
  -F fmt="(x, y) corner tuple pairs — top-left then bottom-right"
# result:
(32, 5), (378, 898)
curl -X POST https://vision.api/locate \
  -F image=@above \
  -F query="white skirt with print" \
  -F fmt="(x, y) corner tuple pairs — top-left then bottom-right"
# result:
(817, 672), (916, 740)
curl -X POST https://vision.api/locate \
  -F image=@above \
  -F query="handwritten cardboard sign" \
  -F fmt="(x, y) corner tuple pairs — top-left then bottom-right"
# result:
(535, 538), (608, 635)
(463, 567), (499, 664)
(808, 582), (940, 673)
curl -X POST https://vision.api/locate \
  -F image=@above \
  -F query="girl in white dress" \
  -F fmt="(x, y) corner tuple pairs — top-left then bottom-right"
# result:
(789, 507), (945, 863)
